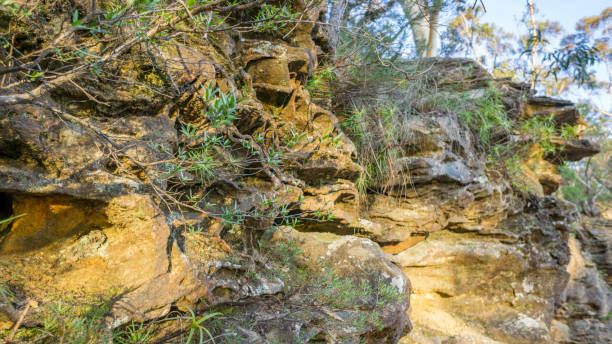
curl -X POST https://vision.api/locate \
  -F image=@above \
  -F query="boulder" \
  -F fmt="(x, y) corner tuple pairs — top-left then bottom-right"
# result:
(269, 227), (412, 343)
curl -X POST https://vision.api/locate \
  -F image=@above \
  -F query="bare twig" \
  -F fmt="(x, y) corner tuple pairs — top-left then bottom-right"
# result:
(595, 107), (612, 118)
(6, 299), (37, 343)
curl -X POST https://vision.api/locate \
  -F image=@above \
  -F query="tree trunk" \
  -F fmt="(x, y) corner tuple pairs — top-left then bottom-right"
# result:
(527, 0), (538, 89)
(398, 0), (441, 57)
(426, 0), (442, 57)
(328, 0), (349, 52)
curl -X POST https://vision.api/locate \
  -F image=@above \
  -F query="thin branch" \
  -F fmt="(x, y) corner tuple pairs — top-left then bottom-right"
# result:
(595, 107), (612, 118)
(6, 300), (37, 343)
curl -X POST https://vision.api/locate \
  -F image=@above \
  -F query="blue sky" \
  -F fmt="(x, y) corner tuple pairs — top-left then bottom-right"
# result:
(481, 0), (610, 34)
(477, 0), (611, 112)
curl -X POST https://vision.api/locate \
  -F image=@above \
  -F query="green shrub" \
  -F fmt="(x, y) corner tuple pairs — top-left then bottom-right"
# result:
(457, 85), (510, 148)
(114, 321), (154, 344)
(164, 308), (220, 344)
(521, 114), (557, 154)
(253, 2), (297, 32)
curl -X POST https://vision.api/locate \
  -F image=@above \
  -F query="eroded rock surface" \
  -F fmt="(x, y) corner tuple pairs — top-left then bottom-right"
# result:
(398, 197), (574, 344)
(553, 235), (612, 343)
(0, 1), (402, 341)
(0, 2), (608, 343)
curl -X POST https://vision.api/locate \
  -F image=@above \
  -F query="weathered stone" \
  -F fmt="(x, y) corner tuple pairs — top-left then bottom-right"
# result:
(418, 58), (494, 90)
(580, 217), (612, 285)
(547, 137), (601, 162)
(0, 1), (606, 340)
(157, 44), (217, 86)
(0, 102), (176, 200)
(271, 227), (411, 342)
(396, 196), (574, 344)
(525, 96), (582, 127)
(554, 235), (612, 343)
(0, 194), (172, 327)
(110, 241), (204, 327)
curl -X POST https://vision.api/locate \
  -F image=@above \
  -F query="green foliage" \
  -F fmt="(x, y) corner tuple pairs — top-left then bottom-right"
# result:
(22, 70), (44, 81)
(165, 86), (241, 186)
(520, 114), (557, 154)
(339, 104), (408, 195)
(340, 80), (521, 195)
(203, 84), (239, 128)
(283, 130), (307, 149)
(0, 281), (14, 304)
(0, 0), (35, 18)
(340, 109), (366, 143)
(263, 238), (302, 268)
(221, 201), (246, 227)
(306, 66), (335, 92)
(102, 2), (128, 21)
(557, 111), (612, 214)
(72, 10), (111, 36)
(443, 2), (609, 98)
(375, 280), (404, 307)
(559, 164), (588, 207)
(264, 147), (283, 166)
(253, 2), (297, 32)
(185, 224), (206, 235)
(311, 272), (371, 309)
(560, 123), (579, 139)
(114, 321), (154, 344)
(253, 238), (404, 341)
(261, 236), (403, 311)
(165, 308), (220, 344)
(0, 213), (26, 231)
(339, 69), (584, 196)
(168, 144), (218, 185)
(195, 235), (406, 341)
(544, 39), (600, 86)
(457, 85), (510, 147)
(17, 297), (117, 344)
(187, 143), (218, 182)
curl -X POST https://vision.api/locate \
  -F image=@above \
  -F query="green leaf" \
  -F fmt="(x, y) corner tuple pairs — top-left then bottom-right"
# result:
(0, 213), (26, 231)
(72, 10), (83, 26)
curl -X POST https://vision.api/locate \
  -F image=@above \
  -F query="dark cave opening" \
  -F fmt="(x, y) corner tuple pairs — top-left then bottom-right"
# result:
(0, 192), (13, 221)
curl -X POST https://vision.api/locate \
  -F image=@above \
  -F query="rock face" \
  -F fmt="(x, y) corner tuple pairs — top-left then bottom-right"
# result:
(550, 216), (612, 343)
(0, 2), (608, 343)
(268, 227), (411, 342)
(553, 234), (612, 343)
(0, 1), (404, 341)
(347, 59), (608, 344)
(399, 197), (575, 344)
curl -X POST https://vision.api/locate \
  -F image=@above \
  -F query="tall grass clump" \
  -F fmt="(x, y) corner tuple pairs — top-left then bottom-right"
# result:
(333, 54), (571, 197)
(337, 59), (515, 197)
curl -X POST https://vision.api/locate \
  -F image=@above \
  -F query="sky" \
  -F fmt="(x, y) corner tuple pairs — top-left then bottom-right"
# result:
(478, 0), (611, 112)
(481, 0), (610, 34)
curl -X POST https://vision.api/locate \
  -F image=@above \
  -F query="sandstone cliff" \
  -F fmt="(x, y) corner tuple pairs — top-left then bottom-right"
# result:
(0, 1), (609, 343)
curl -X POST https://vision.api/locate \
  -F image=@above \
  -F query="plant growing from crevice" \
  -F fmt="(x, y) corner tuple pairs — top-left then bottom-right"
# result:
(202, 84), (239, 128)
(6, 296), (118, 343)
(114, 321), (154, 344)
(252, 2), (298, 32)
(164, 308), (220, 344)
(306, 66), (336, 93)
(0, 281), (14, 304)
(520, 114), (557, 155)
(457, 85), (511, 148)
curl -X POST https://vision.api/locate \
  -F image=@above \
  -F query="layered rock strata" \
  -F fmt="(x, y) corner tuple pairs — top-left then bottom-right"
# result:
(0, 2), (608, 343)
